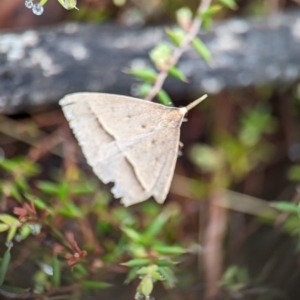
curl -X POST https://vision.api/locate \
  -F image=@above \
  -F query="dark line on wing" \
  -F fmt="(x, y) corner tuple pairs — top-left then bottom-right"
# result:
(86, 102), (146, 191)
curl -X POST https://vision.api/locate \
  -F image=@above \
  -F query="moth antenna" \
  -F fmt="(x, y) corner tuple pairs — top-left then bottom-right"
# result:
(185, 94), (207, 111)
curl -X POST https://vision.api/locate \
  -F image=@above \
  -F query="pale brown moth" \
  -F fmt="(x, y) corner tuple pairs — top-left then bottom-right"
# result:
(59, 93), (207, 206)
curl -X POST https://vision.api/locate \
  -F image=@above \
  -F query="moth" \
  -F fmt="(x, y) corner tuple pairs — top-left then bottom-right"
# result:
(59, 93), (206, 206)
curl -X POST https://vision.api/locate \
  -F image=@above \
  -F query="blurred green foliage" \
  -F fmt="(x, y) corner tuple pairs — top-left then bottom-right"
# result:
(0, 155), (188, 299)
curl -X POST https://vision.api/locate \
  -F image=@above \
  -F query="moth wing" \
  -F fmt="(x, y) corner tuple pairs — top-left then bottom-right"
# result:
(60, 93), (184, 205)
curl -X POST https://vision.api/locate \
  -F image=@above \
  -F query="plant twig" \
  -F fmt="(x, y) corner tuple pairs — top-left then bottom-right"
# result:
(145, 0), (212, 101)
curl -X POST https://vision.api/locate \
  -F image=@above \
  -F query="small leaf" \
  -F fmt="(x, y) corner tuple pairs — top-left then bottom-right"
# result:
(217, 0), (238, 9)
(72, 181), (95, 194)
(0, 248), (11, 285)
(57, 181), (69, 201)
(270, 202), (300, 214)
(157, 90), (173, 106)
(168, 67), (187, 82)
(126, 68), (158, 83)
(153, 245), (186, 255)
(0, 160), (18, 172)
(9, 185), (21, 202)
(199, 5), (222, 19)
(52, 257), (60, 288)
(122, 227), (142, 242)
(18, 225), (31, 241)
(7, 226), (17, 243)
(122, 258), (151, 267)
(155, 259), (177, 267)
(144, 213), (170, 241)
(24, 193), (51, 212)
(140, 276), (153, 297)
(37, 181), (59, 195)
(38, 0), (48, 6)
(135, 83), (153, 98)
(165, 28), (185, 46)
(15, 177), (28, 192)
(176, 7), (193, 30)
(137, 266), (150, 275)
(192, 37), (212, 63)
(124, 267), (139, 284)
(0, 224), (9, 232)
(158, 267), (176, 287)
(82, 280), (112, 289)
(150, 271), (164, 281)
(150, 43), (172, 69)
(57, 0), (78, 10)
(59, 202), (83, 218)
(0, 215), (19, 227)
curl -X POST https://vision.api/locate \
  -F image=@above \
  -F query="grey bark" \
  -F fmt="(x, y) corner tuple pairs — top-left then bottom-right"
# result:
(1, 9), (300, 114)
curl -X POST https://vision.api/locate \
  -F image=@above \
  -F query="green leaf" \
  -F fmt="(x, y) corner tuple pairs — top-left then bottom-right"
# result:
(157, 90), (173, 106)
(52, 257), (60, 288)
(122, 227), (142, 242)
(192, 37), (212, 63)
(38, 0), (49, 6)
(124, 267), (139, 283)
(126, 68), (158, 83)
(168, 67), (187, 82)
(82, 280), (112, 289)
(150, 43), (172, 69)
(144, 214), (170, 241)
(165, 28), (185, 46)
(135, 83), (153, 98)
(58, 202), (83, 218)
(140, 276), (153, 296)
(0, 160), (18, 172)
(15, 177), (28, 192)
(176, 7), (193, 29)
(155, 259), (177, 267)
(73, 264), (88, 276)
(150, 270), (164, 281)
(9, 185), (21, 202)
(7, 226), (17, 243)
(153, 245), (186, 255)
(217, 0), (237, 9)
(37, 181), (59, 195)
(199, 5), (222, 19)
(18, 225), (31, 241)
(0, 215), (19, 227)
(72, 182), (95, 195)
(122, 258), (151, 267)
(0, 249), (11, 285)
(270, 202), (300, 214)
(57, 181), (69, 201)
(24, 193), (51, 212)
(158, 267), (176, 287)
(57, 0), (78, 10)
(0, 224), (9, 232)
(136, 266), (151, 275)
